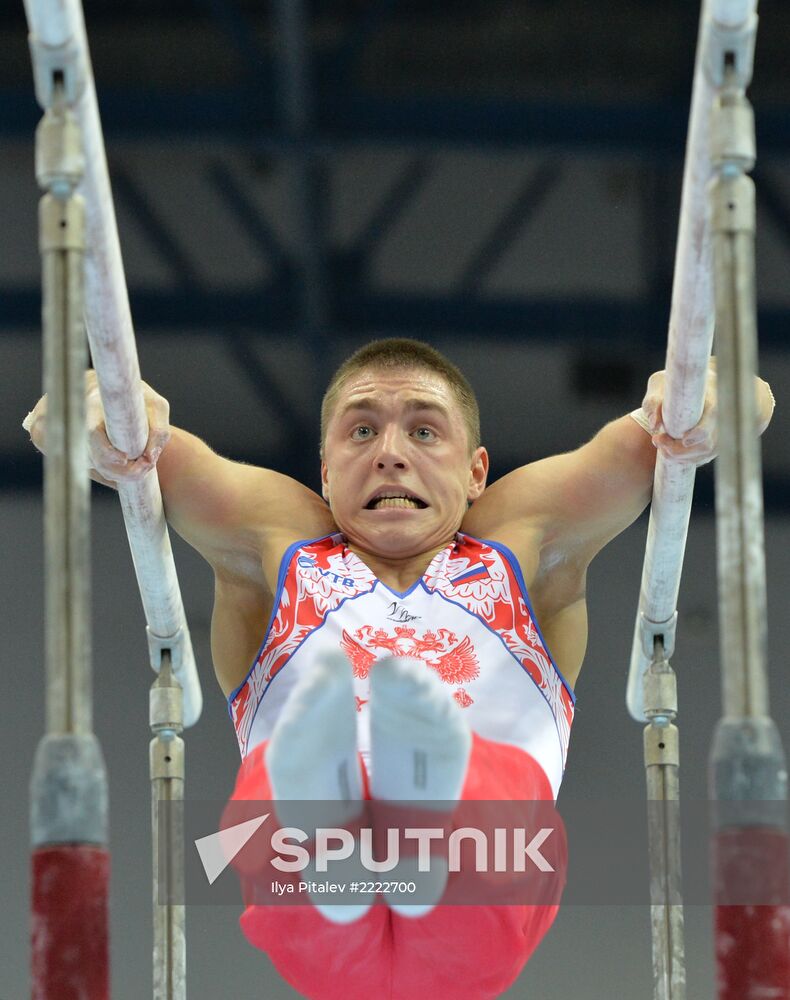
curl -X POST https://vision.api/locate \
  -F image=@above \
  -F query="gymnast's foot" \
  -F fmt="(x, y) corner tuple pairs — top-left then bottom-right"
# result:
(370, 656), (472, 917)
(265, 652), (373, 924)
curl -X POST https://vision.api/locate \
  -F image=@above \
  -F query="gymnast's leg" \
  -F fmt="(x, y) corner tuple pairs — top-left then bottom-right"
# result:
(231, 735), (562, 999)
(229, 737), (393, 1000)
(366, 660), (564, 999)
(226, 654), (480, 998)
(388, 732), (565, 1000)
(227, 655), (391, 999)
(226, 657), (563, 999)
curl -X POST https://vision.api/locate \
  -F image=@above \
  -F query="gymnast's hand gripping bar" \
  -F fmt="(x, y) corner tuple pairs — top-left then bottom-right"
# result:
(626, 0), (758, 722)
(24, 0), (203, 729)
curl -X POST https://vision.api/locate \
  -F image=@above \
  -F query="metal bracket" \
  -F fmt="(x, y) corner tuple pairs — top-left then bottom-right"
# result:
(146, 624), (185, 676)
(643, 668), (679, 725)
(149, 651), (184, 736)
(703, 10), (758, 89)
(639, 610), (679, 662)
(28, 36), (85, 110)
(710, 88), (755, 174)
(35, 102), (85, 198)
(145, 624), (201, 728)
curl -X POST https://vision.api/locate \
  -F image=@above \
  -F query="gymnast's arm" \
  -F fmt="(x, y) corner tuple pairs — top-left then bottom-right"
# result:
(465, 362), (776, 572)
(23, 371), (335, 585)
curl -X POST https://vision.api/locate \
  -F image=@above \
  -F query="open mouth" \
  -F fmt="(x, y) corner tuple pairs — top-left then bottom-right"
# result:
(364, 491), (428, 511)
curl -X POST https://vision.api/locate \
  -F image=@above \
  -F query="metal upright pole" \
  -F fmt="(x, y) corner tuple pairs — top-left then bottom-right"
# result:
(151, 652), (186, 1000)
(23, 1), (205, 995)
(631, 0), (727, 990)
(643, 642), (686, 1000)
(630, 9), (714, 978)
(706, 3), (790, 996)
(27, 51), (110, 999)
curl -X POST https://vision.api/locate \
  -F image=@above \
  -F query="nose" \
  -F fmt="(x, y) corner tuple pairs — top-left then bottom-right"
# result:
(373, 424), (408, 470)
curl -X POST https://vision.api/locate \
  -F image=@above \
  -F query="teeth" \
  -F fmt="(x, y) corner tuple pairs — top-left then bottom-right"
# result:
(373, 497), (420, 509)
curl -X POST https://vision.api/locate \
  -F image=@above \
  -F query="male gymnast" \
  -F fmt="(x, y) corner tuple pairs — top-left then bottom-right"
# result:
(24, 338), (774, 998)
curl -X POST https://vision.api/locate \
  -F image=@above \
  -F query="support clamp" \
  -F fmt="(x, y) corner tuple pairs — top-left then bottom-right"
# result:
(147, 624), (185, 677)
(710, 89), (755, 174)
(28, 36), (85, 110)
(639, 611), (679, 662)
(703, 10), (758, 89)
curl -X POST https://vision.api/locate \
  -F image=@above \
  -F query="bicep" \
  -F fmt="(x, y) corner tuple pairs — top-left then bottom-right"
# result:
(545, 416), (656, 554)
(156, 427), (334, 581)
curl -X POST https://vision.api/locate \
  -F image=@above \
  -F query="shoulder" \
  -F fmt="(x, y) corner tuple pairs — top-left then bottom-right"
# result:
(460, 465), (592, 627)
(463, 416), (655, 569)
(461, 461), (558, 592)
(211, 530), (340, 696)
(257, 524), (339, 592)
(456, 527), (588, 689)
(461, 520), (585, 619)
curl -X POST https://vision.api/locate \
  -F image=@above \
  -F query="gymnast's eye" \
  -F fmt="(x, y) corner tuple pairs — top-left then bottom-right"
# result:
(412, 426), (437, 441)
(351, 425), (375, 440)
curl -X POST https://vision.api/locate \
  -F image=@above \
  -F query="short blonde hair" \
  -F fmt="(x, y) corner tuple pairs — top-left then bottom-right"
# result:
(320, 338), (481, 457)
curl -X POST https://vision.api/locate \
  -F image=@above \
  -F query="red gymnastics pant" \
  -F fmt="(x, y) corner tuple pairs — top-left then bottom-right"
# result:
(229, 732), (563, 1000)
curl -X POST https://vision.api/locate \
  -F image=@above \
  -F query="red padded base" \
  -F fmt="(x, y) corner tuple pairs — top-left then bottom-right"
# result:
(31, 845), (110, 1000)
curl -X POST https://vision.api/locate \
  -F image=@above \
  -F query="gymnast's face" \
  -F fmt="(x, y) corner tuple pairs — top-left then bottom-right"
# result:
(321, 367), (488, 560)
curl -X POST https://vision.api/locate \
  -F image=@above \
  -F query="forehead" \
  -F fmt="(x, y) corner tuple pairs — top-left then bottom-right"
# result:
(333, 367), (458, 414)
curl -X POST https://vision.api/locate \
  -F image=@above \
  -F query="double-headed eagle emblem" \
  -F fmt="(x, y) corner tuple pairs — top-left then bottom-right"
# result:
(340, 625), (479, 708)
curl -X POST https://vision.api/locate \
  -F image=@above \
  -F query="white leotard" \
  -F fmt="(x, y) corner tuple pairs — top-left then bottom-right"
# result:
(228, 532), (576, 797)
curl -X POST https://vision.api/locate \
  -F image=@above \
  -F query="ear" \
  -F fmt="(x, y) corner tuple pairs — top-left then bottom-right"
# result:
(320, 459), (330, 502)
(467, 446), (489, 502)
